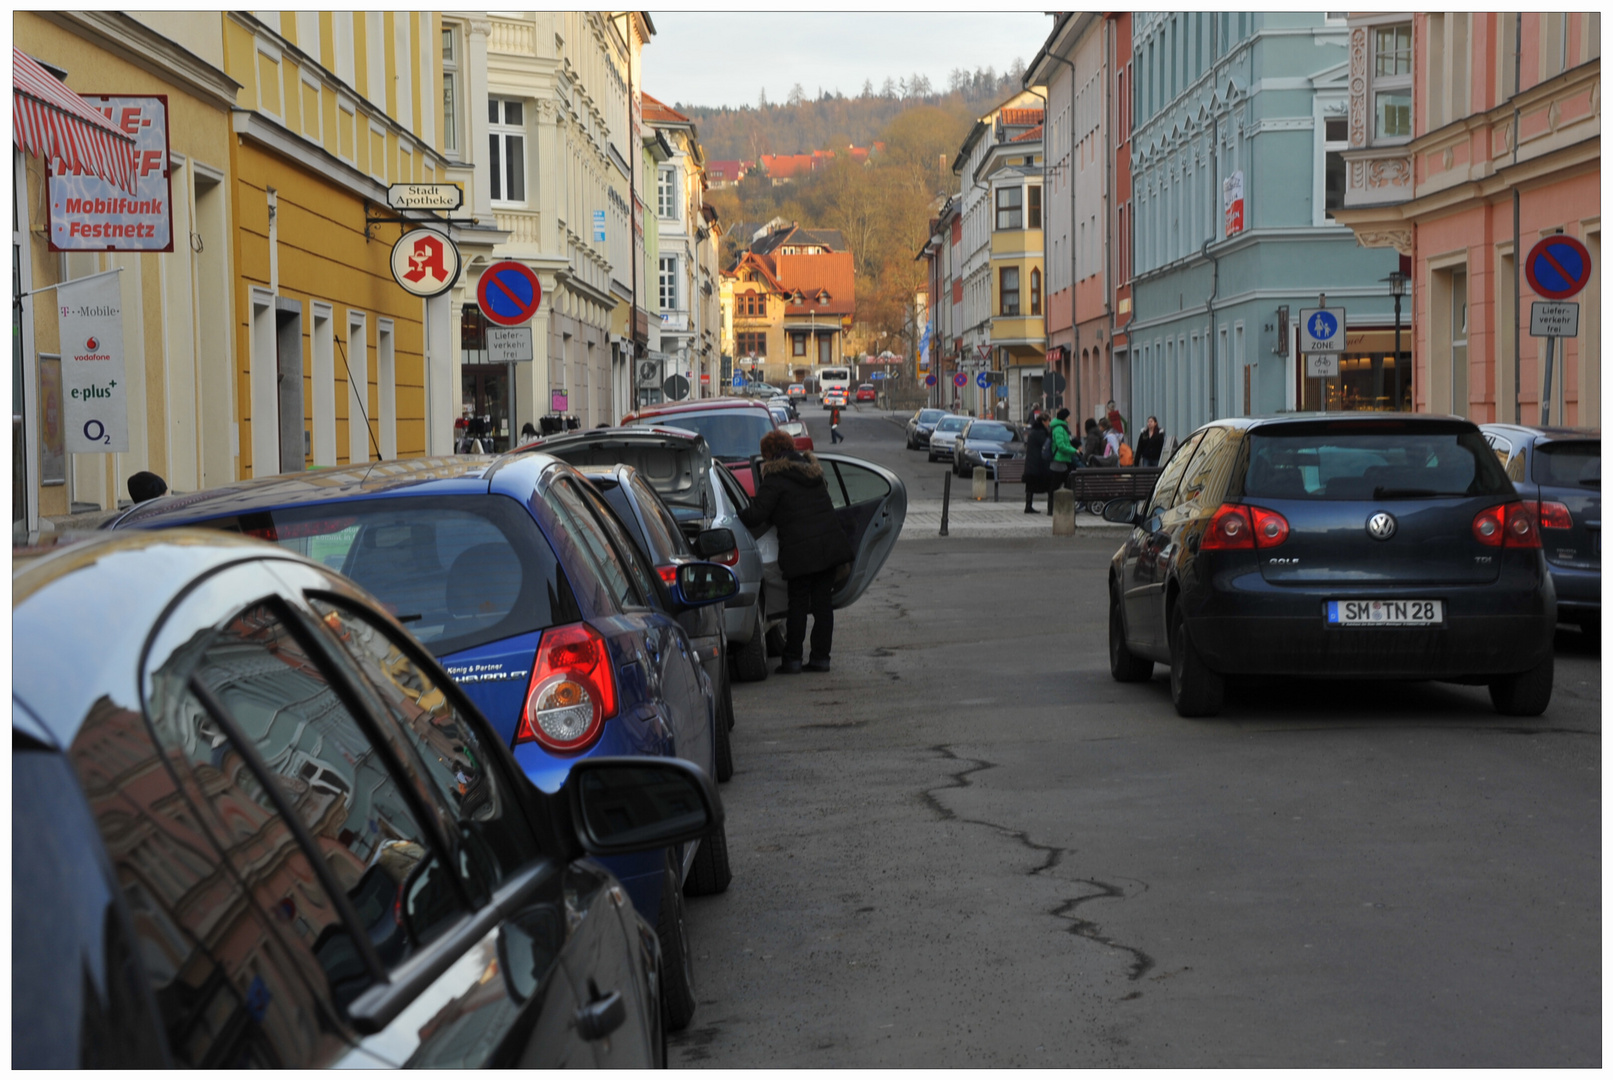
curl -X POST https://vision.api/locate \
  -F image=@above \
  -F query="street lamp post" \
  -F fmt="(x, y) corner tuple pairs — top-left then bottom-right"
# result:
(1381, 270), (1407, 411)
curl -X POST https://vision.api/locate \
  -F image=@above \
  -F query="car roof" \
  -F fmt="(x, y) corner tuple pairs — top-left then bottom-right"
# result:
(111, 454), (557, 528)
(1479, 422), (1599, 441)
(629, 398), (772, 418)
(1199, 411), (1482, 434)
(12, 529), (317, 748)
(511, 424), (708, 456)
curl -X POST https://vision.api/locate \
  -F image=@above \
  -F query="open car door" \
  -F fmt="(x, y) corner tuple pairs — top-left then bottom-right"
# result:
(814, 453), (907, 608)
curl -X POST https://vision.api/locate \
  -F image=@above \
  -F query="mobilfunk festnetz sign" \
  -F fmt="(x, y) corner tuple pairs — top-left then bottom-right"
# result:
(386, 183), (464, 211)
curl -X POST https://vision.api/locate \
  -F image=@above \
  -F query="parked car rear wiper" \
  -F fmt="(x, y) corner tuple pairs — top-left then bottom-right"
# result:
(1372, 486), (1440, 499)
(1579, 478), (1600, 487)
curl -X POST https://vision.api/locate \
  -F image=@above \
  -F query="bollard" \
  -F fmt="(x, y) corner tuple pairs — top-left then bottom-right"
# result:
(1051, 489), (1076, 536)
(939, 469), (951, 537)
(972, 465), (988, 501)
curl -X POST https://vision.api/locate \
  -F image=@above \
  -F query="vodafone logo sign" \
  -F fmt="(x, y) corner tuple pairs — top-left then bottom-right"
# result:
(86, 336), (98, 351)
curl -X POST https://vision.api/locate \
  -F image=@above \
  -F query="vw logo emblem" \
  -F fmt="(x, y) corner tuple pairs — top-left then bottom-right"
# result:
(1367, 512), (1397, 541)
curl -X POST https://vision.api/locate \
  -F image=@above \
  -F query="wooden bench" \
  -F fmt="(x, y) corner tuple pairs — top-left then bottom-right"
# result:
(1061, 465), (1165, 514)
(990, 457), (1025, 501)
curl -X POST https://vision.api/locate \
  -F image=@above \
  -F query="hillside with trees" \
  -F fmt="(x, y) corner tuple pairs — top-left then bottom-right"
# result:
(683, 64), (1032, 349)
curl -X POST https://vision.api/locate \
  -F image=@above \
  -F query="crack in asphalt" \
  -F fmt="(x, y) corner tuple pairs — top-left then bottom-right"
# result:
(923, 744), (1156, 983)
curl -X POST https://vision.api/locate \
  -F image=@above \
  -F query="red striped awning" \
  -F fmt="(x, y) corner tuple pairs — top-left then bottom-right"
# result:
(13, 47), (137, 193)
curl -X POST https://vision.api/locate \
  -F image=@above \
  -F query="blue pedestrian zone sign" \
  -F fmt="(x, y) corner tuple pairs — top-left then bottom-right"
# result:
(1299, 307), (1346, 352)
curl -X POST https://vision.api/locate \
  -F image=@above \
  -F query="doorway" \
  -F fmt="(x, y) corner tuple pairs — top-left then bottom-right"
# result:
(275, 299), (304, 473)
(461, 364), (511, 452)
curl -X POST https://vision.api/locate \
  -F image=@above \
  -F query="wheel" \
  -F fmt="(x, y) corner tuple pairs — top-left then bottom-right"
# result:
(765, 622), (786, 658)
(656, 852), (696, 1032)
(730, 616), (770, 684)
(719, 657), (736, 731)
(685, 815), (732, 896)
(1489, 653), (1554, 716)
(713, 689), (733, 781)
(1109, 586), (1154, 683)
(1168, 606), (1224, 717)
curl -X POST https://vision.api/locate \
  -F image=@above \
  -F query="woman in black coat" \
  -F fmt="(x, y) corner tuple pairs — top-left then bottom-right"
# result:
(1021, 414), (1052, 515)
(1135, 416), (1166, 467)
(738, 430), (855, 673)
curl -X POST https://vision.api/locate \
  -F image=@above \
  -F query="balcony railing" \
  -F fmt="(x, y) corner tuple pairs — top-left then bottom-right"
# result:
(489, 18), (535, 56)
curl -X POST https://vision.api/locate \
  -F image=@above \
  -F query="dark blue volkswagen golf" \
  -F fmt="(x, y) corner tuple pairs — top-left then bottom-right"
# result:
(113, 453), (740, 1031)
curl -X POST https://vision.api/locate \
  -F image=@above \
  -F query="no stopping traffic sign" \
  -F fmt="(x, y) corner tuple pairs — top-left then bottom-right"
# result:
(1525, 235), (1592, 300)
(477, 261), (543, 326)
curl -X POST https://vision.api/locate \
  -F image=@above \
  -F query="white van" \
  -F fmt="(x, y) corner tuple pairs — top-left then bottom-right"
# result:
(815, 365), (851, 401)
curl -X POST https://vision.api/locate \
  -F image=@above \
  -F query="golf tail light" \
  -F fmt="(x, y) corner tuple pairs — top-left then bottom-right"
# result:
(1202, 504), (1255, 550)
(515, 623), (617, 753)
(1503, 501), (1541, 548)
(1249, 506), (1290, 548)
(1537, 500), (1572, 529)
(1472, 505), (1505, 546)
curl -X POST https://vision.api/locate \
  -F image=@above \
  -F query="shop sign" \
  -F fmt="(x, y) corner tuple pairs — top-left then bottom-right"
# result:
(488, 326), (534, 363)
(59, 272), (129, 453)
(1223, 170), (1244, 238)
(390, 229), (461, 298)
(49, 95), (173, 252)
(551, 390), (569, 413)
(386, 182), (463, 211)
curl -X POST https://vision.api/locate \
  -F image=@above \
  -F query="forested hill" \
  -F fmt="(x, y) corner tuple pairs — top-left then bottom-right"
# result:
(674, 64), (1028, 161)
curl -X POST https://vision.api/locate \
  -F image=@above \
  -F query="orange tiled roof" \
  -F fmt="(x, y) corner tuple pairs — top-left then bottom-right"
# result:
(775, 250), (856, 316)
(1011, 124), (1043, 143)
(641, 93), (690, 124)
(1000, 107), (1043, 127)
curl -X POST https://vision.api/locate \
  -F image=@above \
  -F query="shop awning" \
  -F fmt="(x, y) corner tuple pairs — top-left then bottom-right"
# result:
(13, 47), (137, 193)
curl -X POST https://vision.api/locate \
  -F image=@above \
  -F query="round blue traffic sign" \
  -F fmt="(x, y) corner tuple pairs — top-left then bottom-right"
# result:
(924, 374), (937, 387)
(476, 260), (543, 327)
(1307, 310), (1338, 342)
(976, 372), (991, 389)
(1525, 234), (1592, 300)
(953, 372), (968, 388)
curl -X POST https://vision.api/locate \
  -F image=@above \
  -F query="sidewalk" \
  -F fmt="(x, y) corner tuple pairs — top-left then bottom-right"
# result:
(900, 496), (1126, 539)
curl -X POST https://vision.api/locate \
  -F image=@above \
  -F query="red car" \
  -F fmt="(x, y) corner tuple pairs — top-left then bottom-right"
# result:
(619, 398), (811, 495)
(855, 383), (877, 402)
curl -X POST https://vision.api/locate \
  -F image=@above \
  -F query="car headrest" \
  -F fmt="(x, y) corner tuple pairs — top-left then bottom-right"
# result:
(445, 543), (521, 620)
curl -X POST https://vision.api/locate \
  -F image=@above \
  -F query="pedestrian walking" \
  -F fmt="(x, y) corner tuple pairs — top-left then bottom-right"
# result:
(1105, 398), (1128, 437)
(1080, 417), (1104, 464)
(738, 429), (855, 673)
(830, 405), (844, 443)
(1048, 408), (1078, 513)
(1021, 413), (1053, 514)
(1136, 416), (1165, 467)
(1101, 417), (1124, 464)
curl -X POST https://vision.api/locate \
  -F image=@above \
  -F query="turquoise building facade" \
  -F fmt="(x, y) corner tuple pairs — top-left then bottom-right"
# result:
(1124, 11), (1403, 437)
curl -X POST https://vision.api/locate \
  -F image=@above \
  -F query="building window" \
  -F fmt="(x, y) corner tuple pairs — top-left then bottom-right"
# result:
(488, 97), (525, 202)
(1030, 268), (1042, 315)
(441, 24), (460, 155)
(1323, 116), (1348, 218)
(792, 333), (806, 357)
(1371, 23), (1412, 141)
(657, 167), (677, 218)
(658, 256), (678, 310)
(995, 186), (1022, 230)
(740, 291), (764, 317)
(736, 331), (767, 356)
(999, 267), (1020, 316)
(1028, 185), (1042, 229)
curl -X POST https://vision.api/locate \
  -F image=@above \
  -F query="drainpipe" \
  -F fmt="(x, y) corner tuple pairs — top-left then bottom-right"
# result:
(1511, 12), (1522, 423)
(1103, 16), (1114, 404)
(1204, 14), (1220, 419)
(1045, 45), (1080, 420)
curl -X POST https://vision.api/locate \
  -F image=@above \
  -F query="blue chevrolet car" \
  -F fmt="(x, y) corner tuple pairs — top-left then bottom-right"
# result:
(112, 453), (741, 1031)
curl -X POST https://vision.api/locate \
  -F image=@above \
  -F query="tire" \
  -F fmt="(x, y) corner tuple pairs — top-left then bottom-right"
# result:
(765, 622), (786, 658)
(1489, 653), (1554, 716)
(685, 816), (732, 896)
(1168, 606), (1224, 717)
(719, 658), (736, 731)
(1109, 587), (1154, 683)
(713, 690), (733, 781)
(656, 853), (696, 1032)
(731, 618), (769, 684)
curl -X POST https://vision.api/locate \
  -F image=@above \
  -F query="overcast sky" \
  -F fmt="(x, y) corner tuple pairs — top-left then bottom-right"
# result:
(642, 12), (1056, 110)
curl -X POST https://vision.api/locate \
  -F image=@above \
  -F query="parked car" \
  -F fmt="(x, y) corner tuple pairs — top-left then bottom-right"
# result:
(953, 419), (1024, 478)
(12, 528), (723, 1065)
(768, 394), (800, 421)
(926, 414), (970, 463)
(787, 383), (807, 400)
(622, 398), (806, 495)
(511, 425), (785, 684)
(906, 407), (947, 450)
(822, 388), (849, 410)
(856, 383), (877, 402)
(575, 461), (736, 778)
(110, 454), (738, 1025)
(1103, 413), (1557, 718)
(1480, 423), (1600, 641)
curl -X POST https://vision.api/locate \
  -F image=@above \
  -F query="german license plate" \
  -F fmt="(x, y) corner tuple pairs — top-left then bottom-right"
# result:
(1326, 599), (1443, 626)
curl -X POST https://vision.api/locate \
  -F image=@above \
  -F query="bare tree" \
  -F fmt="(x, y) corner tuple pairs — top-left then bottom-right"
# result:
(787, 83), (805, 106)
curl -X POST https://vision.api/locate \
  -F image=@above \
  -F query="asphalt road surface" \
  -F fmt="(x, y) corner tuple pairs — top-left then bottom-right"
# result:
(670, 401), (1601, 1068)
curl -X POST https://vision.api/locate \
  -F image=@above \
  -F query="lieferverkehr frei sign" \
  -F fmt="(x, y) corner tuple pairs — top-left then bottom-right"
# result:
(386, 183), (463, 211)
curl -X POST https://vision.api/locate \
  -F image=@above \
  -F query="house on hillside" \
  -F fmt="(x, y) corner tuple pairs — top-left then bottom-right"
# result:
(706, 159), (752, 187)
(722, 222), (856, 385)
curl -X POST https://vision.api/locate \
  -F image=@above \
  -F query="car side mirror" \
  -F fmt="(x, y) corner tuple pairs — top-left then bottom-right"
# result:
(1103, 498), (1146, 526)
(565, 757), (720, 857)
(673, 561), (739, 607)
(694, 527), (736, 559)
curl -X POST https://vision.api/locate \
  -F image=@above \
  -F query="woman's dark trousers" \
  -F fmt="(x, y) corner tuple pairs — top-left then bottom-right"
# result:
(785, 567), (836, 661)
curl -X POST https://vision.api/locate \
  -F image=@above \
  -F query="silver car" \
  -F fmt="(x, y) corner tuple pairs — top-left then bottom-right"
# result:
(512, 426), (783, 682)
(926, 414), (970, 463)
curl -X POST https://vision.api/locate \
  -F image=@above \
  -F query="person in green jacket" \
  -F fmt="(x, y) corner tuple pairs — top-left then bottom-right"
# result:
(1046, 407), (1077, 511)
